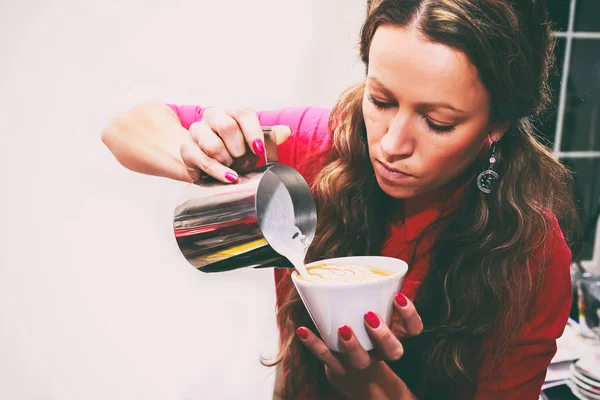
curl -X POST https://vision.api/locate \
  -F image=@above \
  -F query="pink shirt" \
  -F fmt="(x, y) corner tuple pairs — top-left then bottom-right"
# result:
(167, 104), (332, 187)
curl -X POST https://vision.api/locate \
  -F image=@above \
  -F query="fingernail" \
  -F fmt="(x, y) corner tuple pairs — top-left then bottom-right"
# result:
(225, 172), (238, 182)
(338, 325), (352, 341)
(296, 327), (309, 340)
(395, 293), (408, 307)
(252, 139), (265, 156)
(252, 139), (265, 155)
(365, 312), (380, 329)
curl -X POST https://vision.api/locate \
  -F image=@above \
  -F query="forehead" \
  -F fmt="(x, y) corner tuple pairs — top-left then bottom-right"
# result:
(368, 24), (489, 111)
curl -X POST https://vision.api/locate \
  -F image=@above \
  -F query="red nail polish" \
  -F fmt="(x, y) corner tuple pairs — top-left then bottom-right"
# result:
(365, 312), (380, 329)
(252, 139), (265, 155)
(225, 172), (238, 182)
(338, 325), (352, 341)
(395, 293), (408, 307)
(296, 327), (309, 340)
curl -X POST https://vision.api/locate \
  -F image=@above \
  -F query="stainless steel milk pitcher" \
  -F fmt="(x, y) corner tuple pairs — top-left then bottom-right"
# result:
(173, 127), (317, 273)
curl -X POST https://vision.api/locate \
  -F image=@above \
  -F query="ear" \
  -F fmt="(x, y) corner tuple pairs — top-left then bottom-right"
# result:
(488, 121), (511, 142)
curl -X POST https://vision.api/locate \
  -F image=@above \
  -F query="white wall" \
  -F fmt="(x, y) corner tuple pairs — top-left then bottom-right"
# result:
(0, 1), (366, 399)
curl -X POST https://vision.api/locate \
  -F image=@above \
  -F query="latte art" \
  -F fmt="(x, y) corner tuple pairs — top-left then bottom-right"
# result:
(297, 263), (393, 283)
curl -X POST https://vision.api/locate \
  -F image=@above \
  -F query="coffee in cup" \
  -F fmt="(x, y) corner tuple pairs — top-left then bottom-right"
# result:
(295, 263), (393, 283)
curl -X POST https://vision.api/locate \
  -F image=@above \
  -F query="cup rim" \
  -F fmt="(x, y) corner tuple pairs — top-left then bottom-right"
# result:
(291, 256), (408, 288)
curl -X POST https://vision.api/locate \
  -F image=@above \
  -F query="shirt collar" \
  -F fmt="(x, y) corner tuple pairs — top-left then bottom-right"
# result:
(402, 180), (466, 243)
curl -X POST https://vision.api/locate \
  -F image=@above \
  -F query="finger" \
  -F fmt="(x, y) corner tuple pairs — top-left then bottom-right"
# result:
(296, 327), (346, 376)
(337, 325), (372, 370)
(189, 122), (234, 166)
(226, 107), (265, 156)
(269, 125), (294, 145)
(364, 312), (404, 361)
(393, 293), (424, 338)
(390, 314), (407, 339)
(203, 108), (247, 158)
(180, 139), (238, 183)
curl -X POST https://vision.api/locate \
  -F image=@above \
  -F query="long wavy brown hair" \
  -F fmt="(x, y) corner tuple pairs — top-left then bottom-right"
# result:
(264, 1), (577, 398)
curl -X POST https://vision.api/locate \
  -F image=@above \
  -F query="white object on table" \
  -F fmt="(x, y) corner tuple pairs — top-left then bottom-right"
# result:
(551, 319), (589, 364)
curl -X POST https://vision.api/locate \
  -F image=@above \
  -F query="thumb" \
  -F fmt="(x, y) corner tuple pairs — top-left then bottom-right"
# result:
(269, 125), (294, 145)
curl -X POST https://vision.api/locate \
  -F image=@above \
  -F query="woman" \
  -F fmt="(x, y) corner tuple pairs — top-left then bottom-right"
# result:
(102, 0), (577, 398)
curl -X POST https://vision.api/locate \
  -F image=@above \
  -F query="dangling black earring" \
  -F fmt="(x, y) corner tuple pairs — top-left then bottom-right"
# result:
(477, 141), (499, 194)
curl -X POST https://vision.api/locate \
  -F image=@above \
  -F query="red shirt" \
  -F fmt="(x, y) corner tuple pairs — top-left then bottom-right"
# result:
(169, 104), (573, 399)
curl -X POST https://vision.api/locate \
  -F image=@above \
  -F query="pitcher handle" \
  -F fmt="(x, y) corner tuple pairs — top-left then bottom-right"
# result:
(260, 126), (279, 165)
(199, 126), (278, 180)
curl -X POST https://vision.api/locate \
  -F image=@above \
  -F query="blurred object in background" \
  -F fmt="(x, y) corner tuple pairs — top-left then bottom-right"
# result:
(577, 273), (600, 339)
(539, 0), (600, 277)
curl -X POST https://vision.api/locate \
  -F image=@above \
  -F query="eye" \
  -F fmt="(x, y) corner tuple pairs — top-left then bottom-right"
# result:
(368, 94), (395, 110)
(423, 116), (456, 134)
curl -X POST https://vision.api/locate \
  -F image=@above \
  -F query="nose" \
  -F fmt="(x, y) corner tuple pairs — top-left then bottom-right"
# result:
(380, 111), (415, 160)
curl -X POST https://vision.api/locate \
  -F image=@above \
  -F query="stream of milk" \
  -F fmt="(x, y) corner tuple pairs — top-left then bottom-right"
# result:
(260, 182), (310, 276)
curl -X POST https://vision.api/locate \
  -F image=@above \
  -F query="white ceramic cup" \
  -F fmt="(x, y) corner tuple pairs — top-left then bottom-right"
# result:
(291, 256), (408, 352)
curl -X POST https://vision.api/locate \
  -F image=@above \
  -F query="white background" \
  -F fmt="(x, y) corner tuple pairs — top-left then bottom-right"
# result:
(0, 1), (366, 399)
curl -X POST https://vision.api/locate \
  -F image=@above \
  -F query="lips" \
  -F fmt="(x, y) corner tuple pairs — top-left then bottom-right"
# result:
(378, 161), (413, 176)
(374, 160), (414, 183)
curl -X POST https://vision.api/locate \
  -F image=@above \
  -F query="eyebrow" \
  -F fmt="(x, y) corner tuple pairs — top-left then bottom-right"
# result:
(367, 76), (468, 114)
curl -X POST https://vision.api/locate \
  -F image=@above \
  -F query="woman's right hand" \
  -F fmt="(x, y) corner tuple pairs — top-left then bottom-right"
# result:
(180, 107), (293, 183)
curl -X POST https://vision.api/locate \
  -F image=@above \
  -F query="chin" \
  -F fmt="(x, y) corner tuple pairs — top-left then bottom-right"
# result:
(375, 176), (418, 199)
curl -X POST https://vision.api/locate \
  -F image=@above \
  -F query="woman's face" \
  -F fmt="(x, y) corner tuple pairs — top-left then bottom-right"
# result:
(363, 24), (507, 199)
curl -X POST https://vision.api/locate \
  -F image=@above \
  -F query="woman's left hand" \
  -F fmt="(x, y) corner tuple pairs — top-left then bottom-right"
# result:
(295, 293), (423, 398)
